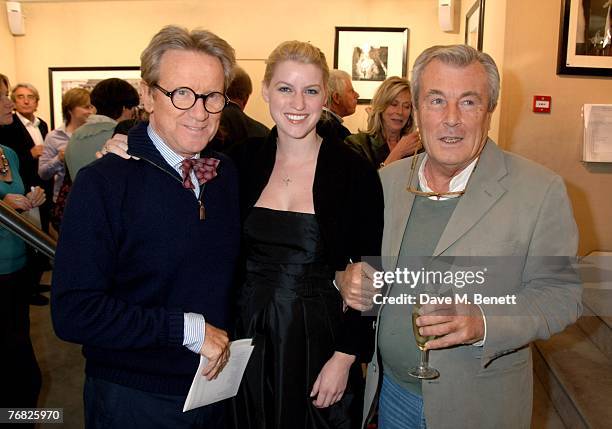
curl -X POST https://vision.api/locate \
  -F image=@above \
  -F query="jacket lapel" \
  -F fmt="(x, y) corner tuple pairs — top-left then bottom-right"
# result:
(384, 154), (422, 270)
(13, 114), (35, 149)
(433, 140), (508, 256)
(248, 129), (277, 208)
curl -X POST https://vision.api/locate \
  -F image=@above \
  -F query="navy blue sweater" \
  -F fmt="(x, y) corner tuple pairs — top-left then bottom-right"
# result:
(51, 122), (241, 395)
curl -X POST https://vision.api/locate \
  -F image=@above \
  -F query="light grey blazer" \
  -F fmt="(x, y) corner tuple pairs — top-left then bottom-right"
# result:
(363, 140), (582, 429)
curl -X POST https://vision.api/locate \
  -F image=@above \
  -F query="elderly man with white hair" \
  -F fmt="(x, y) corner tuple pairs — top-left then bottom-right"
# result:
(320, 69), (359, 140)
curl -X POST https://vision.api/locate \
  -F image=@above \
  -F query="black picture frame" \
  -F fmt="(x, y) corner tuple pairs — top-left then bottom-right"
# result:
(48, 66), (141, 128)
(465, 0), (485, 51)
(334, 26), (409, 104)
(557, 0), (612, 77)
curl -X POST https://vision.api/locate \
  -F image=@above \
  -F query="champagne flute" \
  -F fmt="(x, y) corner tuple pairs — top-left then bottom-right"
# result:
(408, 296), (440, 379)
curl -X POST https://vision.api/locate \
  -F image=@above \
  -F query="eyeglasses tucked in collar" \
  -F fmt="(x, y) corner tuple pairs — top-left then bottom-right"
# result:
(151, 84), (229, 114)
(405, 150), (476, 200)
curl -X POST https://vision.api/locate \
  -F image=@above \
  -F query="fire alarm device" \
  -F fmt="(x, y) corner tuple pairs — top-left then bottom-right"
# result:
(533, 96), (552, 113)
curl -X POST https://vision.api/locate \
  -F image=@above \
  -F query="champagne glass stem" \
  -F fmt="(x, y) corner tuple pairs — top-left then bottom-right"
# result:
(409, 345), (439, 379)
(419, 349), (428, 369)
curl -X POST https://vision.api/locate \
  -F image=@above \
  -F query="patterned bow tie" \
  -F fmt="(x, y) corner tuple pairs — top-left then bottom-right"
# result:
(180, 157), (220, 189)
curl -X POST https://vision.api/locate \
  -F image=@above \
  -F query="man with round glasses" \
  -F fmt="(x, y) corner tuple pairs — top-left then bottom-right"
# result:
(52, 25), (240, 428)
(337, 44), (581, 428)
(151, 83), (228, 113)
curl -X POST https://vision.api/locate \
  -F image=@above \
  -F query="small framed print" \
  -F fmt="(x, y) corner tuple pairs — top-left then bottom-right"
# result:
(334, 27), (409, 103)
(48, 66), (141, 128)
(465, 0), (486, 51)
(557, 0), (612, 76)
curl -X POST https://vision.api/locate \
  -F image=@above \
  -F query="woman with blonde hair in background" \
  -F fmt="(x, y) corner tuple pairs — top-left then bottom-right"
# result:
(345, 76), (421, 168)
(230, 41), (383, 428)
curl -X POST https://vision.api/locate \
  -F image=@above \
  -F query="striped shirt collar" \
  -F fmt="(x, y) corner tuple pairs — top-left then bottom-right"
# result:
(147, 124), (201, 196)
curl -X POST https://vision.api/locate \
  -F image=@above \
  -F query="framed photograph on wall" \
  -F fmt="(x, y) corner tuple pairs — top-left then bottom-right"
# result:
(48, 66), (141, 128)
(557, 0), (612, 76)
(334, 27), (408, 103)
(465, 0), (485, 51)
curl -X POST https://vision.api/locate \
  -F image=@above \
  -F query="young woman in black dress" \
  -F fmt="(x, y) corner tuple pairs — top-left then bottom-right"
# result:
(230, 41), (383, 429)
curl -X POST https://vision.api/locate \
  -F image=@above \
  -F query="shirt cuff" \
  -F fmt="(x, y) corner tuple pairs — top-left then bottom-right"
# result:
(472, 304), (487, 347)
(51, 156), (63, 171)
(183, 312), (206, 354)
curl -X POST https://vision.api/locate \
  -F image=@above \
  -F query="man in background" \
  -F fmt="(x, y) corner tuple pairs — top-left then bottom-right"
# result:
(3, 83), (49, 192)
(65, 78), (139, 178)
(215, 65), (269, 151)
(320, 69), (359, 140)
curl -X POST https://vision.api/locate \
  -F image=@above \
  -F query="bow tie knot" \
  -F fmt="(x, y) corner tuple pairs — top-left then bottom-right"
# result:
(180, 157), (220, 189)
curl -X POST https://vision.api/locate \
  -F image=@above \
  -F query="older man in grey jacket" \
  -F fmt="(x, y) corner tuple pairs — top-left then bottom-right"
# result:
(337, 44), (581, 429)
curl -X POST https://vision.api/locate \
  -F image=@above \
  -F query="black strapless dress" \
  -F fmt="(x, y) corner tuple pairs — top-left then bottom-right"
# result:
(232, 207), (362, 429)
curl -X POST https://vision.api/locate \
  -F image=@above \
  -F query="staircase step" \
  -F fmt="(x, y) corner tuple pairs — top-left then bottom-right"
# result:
(532, 370), (566, 429)
(578, 252), (612, 333)
(582, 288), (612, 329)
(577, 300), (612, 362)
(534, 324), (612, 429)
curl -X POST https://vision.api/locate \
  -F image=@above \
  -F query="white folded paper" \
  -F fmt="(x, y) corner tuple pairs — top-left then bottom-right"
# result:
(183, 338), (254, 412)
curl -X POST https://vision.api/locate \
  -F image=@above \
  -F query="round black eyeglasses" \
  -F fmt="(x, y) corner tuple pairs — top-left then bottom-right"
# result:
(152, 84), (229, 114)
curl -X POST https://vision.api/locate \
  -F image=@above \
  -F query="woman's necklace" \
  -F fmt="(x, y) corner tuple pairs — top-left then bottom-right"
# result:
(0, 148), (10, 176)
(277, 135), (322, 186)
(281, 172), (292, 186)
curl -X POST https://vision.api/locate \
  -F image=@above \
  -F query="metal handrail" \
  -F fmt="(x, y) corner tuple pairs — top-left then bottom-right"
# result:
(0, 199), (56, 259)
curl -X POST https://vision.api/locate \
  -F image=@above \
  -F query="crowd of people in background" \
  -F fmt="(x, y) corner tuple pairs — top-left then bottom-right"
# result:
(0, 24), (581, 429)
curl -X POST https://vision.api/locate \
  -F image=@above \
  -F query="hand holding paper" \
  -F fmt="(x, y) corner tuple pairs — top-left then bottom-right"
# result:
(183, 338), (254, 412)
(200, 323), (230, 380)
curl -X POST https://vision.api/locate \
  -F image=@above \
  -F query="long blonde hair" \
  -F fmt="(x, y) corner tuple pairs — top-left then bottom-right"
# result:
(365, 76), (414, 139)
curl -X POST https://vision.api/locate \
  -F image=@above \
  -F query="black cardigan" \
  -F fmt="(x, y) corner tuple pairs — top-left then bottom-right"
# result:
(230, 126), (384, 355)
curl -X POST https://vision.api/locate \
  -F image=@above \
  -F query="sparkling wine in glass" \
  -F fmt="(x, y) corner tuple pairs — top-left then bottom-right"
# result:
(408, 301), (440, 379)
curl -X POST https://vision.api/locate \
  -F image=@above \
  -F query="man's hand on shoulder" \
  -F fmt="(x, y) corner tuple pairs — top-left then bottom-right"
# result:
(199, 323), (230, 380)
(96, 134), (137, 160)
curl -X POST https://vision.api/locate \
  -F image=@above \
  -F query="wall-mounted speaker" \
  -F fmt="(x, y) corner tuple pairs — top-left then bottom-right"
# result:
(6, 1), (25, 36)
(438, 0), (456, 32)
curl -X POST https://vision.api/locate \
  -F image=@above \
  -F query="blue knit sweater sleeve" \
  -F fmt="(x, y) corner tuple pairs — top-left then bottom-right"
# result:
(51, 163), (184, 350)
